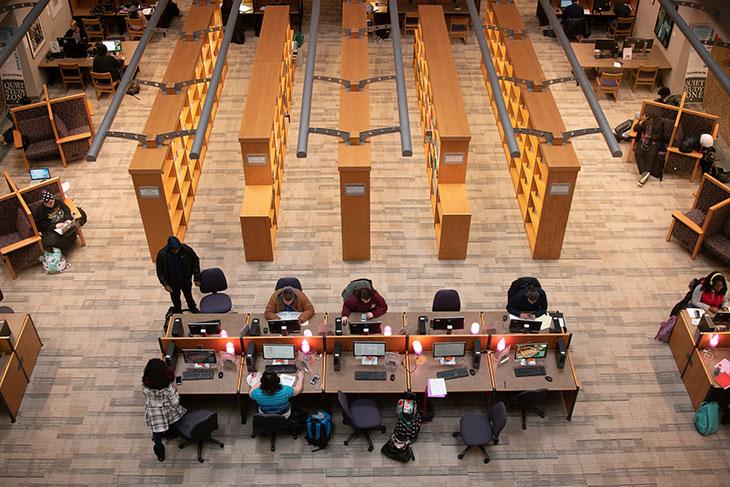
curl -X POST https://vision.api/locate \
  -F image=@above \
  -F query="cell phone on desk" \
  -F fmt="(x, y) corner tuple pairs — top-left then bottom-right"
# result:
(175, 376), (182, 385)
(309, 376), (320, 386)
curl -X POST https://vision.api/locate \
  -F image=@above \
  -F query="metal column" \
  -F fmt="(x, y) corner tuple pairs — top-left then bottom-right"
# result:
(0, 0), (51, 68)
(189, 0), (241, 159)
(537, 0), (622, 157)
(86, 0), (170, 161)
(296, 0), (321, 158)
(388, 0), (412, 157)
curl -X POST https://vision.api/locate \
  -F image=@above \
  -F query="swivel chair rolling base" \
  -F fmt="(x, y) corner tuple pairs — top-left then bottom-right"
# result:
(178, 435), (224, 463)
(344, 425), (386, 452)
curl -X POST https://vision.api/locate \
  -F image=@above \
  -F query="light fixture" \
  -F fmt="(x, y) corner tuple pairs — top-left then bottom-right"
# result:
(412, 339), (426, 365)
(470, 322), (480, 335)
(710, 333), (720, 348)
(301, 338), (311, 355)
(497, 337), (506, 353)
(384, 325), (392, 336)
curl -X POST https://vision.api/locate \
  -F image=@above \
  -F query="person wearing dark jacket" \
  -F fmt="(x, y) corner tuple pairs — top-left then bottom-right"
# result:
(634, 114), (666, 187)
(562, 0), (585, 19)
(33, 189), (85, 252)
(155, 236), (201, 313)
(341, 286), (388, 324)
(92, 42), (125, 81)
(507, 283), (548, 318)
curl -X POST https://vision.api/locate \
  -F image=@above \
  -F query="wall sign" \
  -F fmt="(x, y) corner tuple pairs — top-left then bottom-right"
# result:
(246, 154), (267, 165)
(444, 153), (465, 165)
(548, 183), (571, 196)
(138, 186), (161, 198)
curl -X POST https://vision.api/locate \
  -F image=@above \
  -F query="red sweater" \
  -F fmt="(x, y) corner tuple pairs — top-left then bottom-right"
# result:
(341, 290), (388, 318)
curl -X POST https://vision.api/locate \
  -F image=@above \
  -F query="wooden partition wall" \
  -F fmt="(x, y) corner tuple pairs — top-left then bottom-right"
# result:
(128, 2), (225, 260)
(239, 7), (295, 261)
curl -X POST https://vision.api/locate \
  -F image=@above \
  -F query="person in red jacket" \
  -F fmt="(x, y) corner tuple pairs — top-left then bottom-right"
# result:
(341, 286), (388, 324)
(690, 272), (729, 315)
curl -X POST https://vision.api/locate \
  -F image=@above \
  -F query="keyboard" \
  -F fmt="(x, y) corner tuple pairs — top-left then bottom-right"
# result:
(182, 368), (215, 381)
(514, 365), (546, 377)
(354, 370), (387, 381)
(436, 367), (469, 380)
(265, 364), (298, 374)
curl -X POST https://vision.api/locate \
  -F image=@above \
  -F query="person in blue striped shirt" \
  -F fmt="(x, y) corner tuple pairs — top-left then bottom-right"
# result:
(249, 369), (304, 417)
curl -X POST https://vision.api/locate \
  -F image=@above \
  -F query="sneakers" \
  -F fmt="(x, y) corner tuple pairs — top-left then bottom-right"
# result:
(637, 172), (650, 186)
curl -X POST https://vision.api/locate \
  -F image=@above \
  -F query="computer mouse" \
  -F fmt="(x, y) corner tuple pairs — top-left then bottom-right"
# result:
(218, 371), (224, 379)
(390, 374), (395, 381)
(502, 314), (508, 321)
(263, 327), (269, 334)
(469, 369), (475, 376)
(545, 376), (553, 382)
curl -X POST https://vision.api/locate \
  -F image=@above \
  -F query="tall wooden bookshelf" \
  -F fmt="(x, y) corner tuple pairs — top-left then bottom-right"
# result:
(239, 7), (295, 261)
(483, 1), (580, 259)
(129, 3), (225, 260)
(413, 5), (471, 260)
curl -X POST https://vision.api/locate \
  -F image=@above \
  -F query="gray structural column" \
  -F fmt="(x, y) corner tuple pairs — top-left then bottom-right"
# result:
(296, 0), (321, 158)
(388, 0), (412, 157)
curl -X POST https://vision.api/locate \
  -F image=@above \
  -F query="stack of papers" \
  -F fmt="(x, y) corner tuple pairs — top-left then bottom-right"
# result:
(279, 374), (296, 387)
(427, 378), (447, 398)
(715, 358), (730, 374)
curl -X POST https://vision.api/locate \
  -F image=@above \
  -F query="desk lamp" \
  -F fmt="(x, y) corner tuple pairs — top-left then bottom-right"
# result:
(470, 322), (480, 335)
(412, 339), (426, 365)
(710, 333), (720, 348)
(301, 339), (311, 356)
(384, 325), (392, 336)
(497, 337), (506, 353)
(222, 341), (236, 366)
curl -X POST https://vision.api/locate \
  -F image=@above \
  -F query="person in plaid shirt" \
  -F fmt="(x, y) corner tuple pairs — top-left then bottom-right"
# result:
(143, 359), (187, 461)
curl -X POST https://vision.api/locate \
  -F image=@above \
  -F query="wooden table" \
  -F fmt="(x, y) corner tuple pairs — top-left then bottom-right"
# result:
(405, 311), (484, 335)
(409, 351), (491, 394)
(571, 42), (672, 71)
(0, 314), (42, 422)
(324, 354), (408, 394)
(38, 41), (138, 70)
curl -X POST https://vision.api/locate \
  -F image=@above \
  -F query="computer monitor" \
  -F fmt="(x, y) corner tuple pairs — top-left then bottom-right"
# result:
(433, 341), (466, 358)
(102, 40), (122, 53)
(182, 349), (217, 364)
(57, 37), (86, 58)
(353, 341), (386, 357)
(348, 320), (382, 335)
(560, 0), (572, 8)
(595, 39), (618, 53)
(188, 320), (221, 336)
(29, 168), (51, 181)
(267, 318), (301, 334)
(643, 38), (653, 51)
(509, 318), (542, 333)
(262, 344), (296, 360)
(430, 316), (465, 331)
(515, 343), (547, 360)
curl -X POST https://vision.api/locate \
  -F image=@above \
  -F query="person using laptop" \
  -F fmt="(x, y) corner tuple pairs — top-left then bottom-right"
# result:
(64, 20), (85, 44)
(562, 0), (586, 19)
(249, 369), (304, 417)
(341, 286), (388, 324)
(690, 272), (729, 315)
(264, 286), (315, 323)
(507, 280), (548, 319)
(142, 358), (187, 462)
(155, 236), (201, 314)
(92, 42), (125, 81)
(33, 190), (86, 252)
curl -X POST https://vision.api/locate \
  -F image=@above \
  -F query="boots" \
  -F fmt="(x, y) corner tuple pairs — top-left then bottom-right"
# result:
(153, 442), (165, 461)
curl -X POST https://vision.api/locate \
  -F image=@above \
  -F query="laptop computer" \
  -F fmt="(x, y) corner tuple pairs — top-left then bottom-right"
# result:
(102, 40), (122, 53)
(30, 168), (51, 181)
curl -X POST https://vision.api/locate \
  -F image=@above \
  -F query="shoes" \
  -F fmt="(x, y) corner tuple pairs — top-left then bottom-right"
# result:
(154, 443), (165, 462)
(188, 307), (200, 314)
(637, 172), (650, 186)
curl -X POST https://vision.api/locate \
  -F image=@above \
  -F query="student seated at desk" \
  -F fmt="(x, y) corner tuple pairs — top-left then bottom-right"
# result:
(690, 272), (729, 315)
(249, 369), (304, 417)
(264, 287), (315, 323)
(92, 42), (125, 81)
(562, 0), (586, 19)
(143, 358), (187, 462)
(64, 20), (86, 44)
(341, 286), (388, 324)
(127, 5), (148, 33)
(506, 277), (548, 319)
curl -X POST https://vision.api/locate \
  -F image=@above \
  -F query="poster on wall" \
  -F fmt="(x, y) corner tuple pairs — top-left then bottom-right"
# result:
(0, 27), (27, 105)
(684, 24), (714, 103)
(25, 18), (46, 60)
(654, 4), (677, 49)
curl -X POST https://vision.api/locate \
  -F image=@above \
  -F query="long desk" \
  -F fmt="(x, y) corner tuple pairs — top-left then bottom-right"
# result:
(324, 335), (408, 393)
(571, 42), (672, 71)
(0, 314), (42, 422)
(38, 42), (138, 70)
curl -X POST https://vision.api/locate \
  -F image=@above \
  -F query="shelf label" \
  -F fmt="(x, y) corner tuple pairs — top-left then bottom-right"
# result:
(247, 154), (267, 165)
(548, 183), (571, 196)
(138, 186), (160, 198)
(344, 184), (366, 196)
(444, 153), (464, 165)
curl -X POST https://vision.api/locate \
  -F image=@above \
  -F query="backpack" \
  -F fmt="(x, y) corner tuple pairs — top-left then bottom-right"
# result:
(126, 81), (140, 96)
(655, 315), (677, 343)
(305, 410), (332, 451)
(670, 278), (701, 317)
(341, 278), (373, 301)
(695, 401), (719, 435)
(507, 277), (541, 303)
(40, 248), (68, 274)
(381, 436), (415, 462)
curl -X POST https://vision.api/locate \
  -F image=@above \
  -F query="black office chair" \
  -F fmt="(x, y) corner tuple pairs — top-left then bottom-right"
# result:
(561, 17), (591, 40)
(199, 268), (232, 313)
(452, 401), (507, 463)
(275, 277), (302, 291)
(432, 289), (461, 312)
(509, 388), (550, 430)
(251, 412), (297, 451)
(177, 410), (224, 463)
(338, 391), (385, 452)
(0, 288), (13, 313)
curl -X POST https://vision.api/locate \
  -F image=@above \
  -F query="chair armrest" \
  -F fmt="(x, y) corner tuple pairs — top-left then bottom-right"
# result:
(0, 235), (41, 255)
(13, 130), (22, 149)
(710, 197), (730, 213)
(671, 211), (704, 235)
(57, 132), (92, 145)
(64, 198), (82, 219)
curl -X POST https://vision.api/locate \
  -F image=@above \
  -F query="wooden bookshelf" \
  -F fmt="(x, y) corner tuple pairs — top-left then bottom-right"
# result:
(239, 7), (294, 262)
(483, 1), (580, 259)
(129, 3), (225, 260)
(413, 5), (471, 260)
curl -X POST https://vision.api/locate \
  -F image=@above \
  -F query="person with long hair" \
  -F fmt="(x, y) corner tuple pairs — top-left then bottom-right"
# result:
(249, 369), (304, 417)
(690, 272), (729, 315)
(142, 358), (186, 461)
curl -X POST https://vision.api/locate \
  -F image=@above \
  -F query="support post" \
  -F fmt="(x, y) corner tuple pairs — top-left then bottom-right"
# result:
(388, 0), (412, 157)
(296, 0), (321, 158)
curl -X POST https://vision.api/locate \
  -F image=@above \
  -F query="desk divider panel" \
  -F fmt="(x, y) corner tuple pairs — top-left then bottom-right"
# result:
(242, 335), (325, 355)
(324, 335), (408, 354)
(697, 331), (730, 349)
(406, 333), (489, 353)
(486, 332), (572, 351)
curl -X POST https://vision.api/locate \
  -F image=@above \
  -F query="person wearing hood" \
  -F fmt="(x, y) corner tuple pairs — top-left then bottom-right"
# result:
(155, 236), (201, 313)
(33, 189), (86, 252)
(699, 134), (717, 176)
(264, 286), (315, 323)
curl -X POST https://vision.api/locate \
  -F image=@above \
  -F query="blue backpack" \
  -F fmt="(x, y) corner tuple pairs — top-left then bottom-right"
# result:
(695, 401), (719, 436)
(305, 411), (332, 451)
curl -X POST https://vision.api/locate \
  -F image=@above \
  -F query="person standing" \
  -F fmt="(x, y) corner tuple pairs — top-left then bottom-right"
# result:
(142, 358), (186, 461)
(156, 236), (201, 313)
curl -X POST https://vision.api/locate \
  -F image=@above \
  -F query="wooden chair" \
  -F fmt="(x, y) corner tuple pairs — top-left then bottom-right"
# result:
(595, 70), (622, 101)
(402, 11), (419, 36)
(125, 17), (145, 41)
(82, 17), (105, 42)
(57, 62), (85, 92)
(667, 174), (730, 260)
(90, 71), (119, 100)
(449, 16), (469, 44)
(608, 17), (634, 38)
(632, 65), (658, 92)
(49, 94), (95, 167)
(0, 191), (43, 279)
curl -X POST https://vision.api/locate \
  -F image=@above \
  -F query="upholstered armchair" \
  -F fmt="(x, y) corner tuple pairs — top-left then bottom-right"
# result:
(11, 102), (59, 170)
(667, 174), (730, 259)
(49, 95), (94, 166)
(700, 202), (730, 266)
(17, 177), (86, 248)
(0, 192), (43, 279)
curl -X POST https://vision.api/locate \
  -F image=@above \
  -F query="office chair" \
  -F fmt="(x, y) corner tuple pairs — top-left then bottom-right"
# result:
(275, 276), (302, 291)
(252, 412), (297, 452)
(509, 388), (549, 430)
(452, 401), (507, 463)
(176, 410), (224, 463)
(338, 391), (386, 452)
(432, 289), (461, 312)
(199, 268), (232, 313)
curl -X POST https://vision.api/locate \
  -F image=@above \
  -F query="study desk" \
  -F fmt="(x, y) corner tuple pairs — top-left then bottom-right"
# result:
(404, 311), (484, 335)
(324, 335), (408, 393)
(38, 42), (139, 70)
(337, 311), (407, 336)
(409, 349), (491, 395)
(0, 314), (42, 422)
(247, 312), (328, 336)
(161, 313), (247, 351)
(571, 42), (672, 71)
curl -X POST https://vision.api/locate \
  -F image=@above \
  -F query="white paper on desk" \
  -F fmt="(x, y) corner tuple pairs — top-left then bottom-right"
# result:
(536, 314), (552, 330)
(687, 307), (705, 326)
(613, 61), (622, 68)
(715, 358), (730, 374)
(277, 311), (301, 321)
(279, 374), (296, 387)
(427, 378), (447, 398)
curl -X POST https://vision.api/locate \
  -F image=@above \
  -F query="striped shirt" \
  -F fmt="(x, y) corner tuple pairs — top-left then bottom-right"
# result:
(251, 385), (294, 414)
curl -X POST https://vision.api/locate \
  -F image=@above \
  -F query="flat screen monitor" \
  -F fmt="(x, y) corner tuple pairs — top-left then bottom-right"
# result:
(560, 0), (572, 7)
(433, 341), (466, 358)
(430, 316), (465, 331)
(102, 40), (122, 53)
(349, 320), (382, 335)
(182, 349), (217, 364)
(595, 39), (618, 52)
(643, 38), (653, 51)
(515, 343), (547, 360)
(262, 344), (296, 360)
(353, 341), (386, 357)
(188, 320), (221, 336)
(509, 318), (542, 334)
(267, 318), (301, 334)
(29, 168), (51, 181)
(58, 37), (86, 58)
